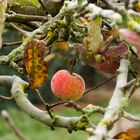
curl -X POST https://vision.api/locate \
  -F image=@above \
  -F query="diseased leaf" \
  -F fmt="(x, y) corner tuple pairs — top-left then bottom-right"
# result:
(114, 128), (140, 140)
(24, 39), (48, 89)
(0, 0), (7, 48)
(83, 17), (103, 58)
(104, 41), (128, 62)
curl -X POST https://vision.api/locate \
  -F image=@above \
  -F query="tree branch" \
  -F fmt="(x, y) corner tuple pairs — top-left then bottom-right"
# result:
(85, 2), (140, 33)
(0, 1), (67, 64)
(1, 110), (28, 140)
(0, 95), (13, 100)
(0, 0), (88, 67)
(5, 13), (49, 23)
(83, 104), (106, 116)
(88, 58), (130, 140)
(0, 75), (89, 132)
(2, 41), (22, 47)
(123, 111), (140, 122)
(10, 23), (30, 35)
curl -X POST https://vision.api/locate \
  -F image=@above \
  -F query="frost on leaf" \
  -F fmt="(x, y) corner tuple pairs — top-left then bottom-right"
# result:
(24, 39), (48, 89)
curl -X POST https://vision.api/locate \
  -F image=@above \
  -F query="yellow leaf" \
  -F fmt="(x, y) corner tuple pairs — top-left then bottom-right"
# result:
(55, 41), (69, 51)
(134, 1), (140, 13)
(80, 17), (88, 25)
(22, 35), (27, 41)
(47, 30), (53, 37)
(24, 39), (48, 89)
(114, 128), (140, 140)
(114, 132), (132, 140)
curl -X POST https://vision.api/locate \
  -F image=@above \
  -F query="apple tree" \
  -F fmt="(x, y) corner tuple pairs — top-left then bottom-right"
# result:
(0, 0), (140, 139)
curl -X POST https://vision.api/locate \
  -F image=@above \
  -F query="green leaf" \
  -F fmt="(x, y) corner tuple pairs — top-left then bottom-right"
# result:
(8, 0), (40, 7)
(0, 0), (7, 48)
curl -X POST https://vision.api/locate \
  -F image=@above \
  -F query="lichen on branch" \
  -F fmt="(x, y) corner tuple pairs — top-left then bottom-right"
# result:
(0, 75), (90, 131)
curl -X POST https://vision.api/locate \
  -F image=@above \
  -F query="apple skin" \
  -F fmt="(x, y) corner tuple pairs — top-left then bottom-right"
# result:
(51, 70), (85, 101)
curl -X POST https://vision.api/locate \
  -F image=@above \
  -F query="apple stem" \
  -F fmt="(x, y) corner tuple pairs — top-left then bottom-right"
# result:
(70, 64), (74, 75)
(69, 56), (78, 75)
(83, 74), (116, 95)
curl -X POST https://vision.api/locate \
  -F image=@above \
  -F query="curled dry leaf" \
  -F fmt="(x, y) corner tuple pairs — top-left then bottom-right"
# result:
(86, 41), (128, 74)
(24, 39), (48, 89)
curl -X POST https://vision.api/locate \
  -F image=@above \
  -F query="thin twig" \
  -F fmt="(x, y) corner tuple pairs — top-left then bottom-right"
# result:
(35, 89), (65, 109)
(0, 95), (13, 100)
(35, 89), (54, 118)
(1, 110), (28, 140)
(98, 35), (114, 54)
(5, 13), (49, 22)
(125, 0), (130, 9)
(48, 101), (67, 108)
(64, 101), (84, 113)
(102, 20), (112, 30)
(38, 0), (48, 15)
(10, 23), (30, 35)
(84, 74), (116, 95)
(35, 90), (83, 113)
(123, 111), (140, 122)
(38, 0), (46, 10)
(35, 89), (46, 106)
(2, 41), (22, 47)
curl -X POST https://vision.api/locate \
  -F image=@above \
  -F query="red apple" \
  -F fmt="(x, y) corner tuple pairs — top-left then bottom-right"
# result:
(51, 70), (85, 101)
